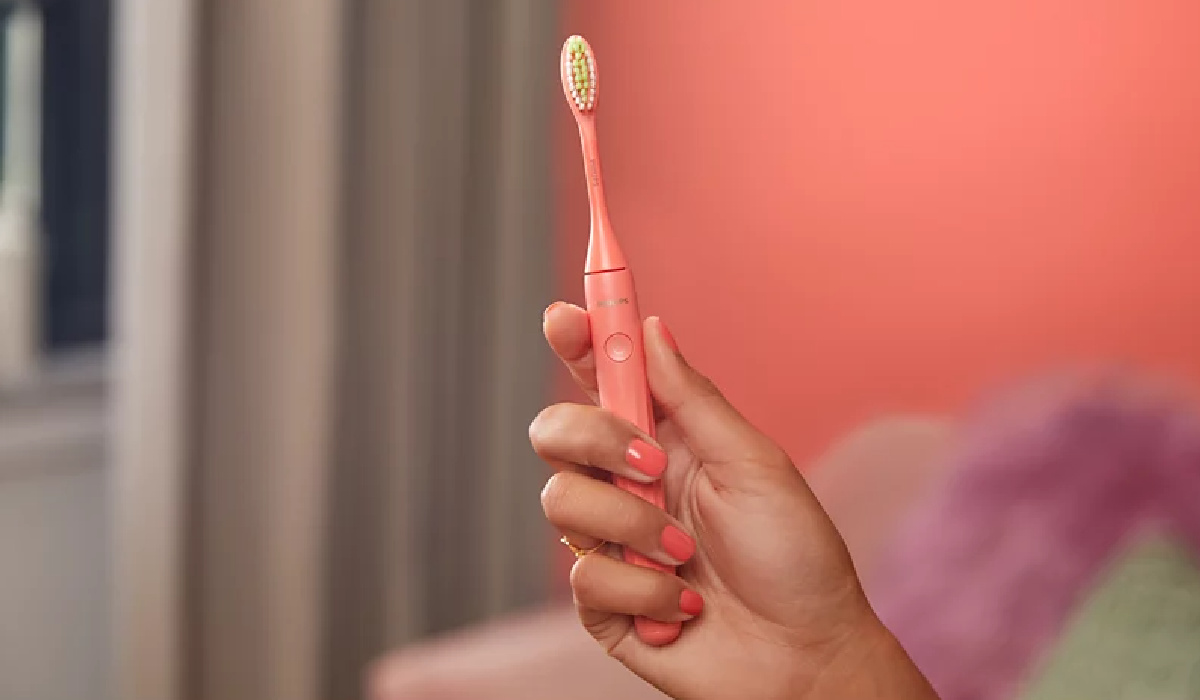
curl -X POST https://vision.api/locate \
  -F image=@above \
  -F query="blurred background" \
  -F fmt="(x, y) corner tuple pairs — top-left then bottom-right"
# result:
(1, 0), (1199, 699)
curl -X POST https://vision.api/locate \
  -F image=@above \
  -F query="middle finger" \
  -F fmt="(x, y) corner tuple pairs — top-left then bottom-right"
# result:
(529, 402), (668, 483)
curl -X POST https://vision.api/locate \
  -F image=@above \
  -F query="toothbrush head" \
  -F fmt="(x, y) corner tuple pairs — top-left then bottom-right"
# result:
(561, 35), (597, 115)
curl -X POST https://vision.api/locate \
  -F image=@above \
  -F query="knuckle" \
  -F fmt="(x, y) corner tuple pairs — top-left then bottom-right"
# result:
(656, 574), (681, 602)
(689, 369), (725, 402)
(539, 472), (574, 522)
(569, 556), (601, 600)
(528, 403), (572, 454)
(767, 445), (795, 470)
(748, 437), (793, 471)
(630, 572), (675, 618)
(610, 492), (654, 540)
(695, 373), (720, 396)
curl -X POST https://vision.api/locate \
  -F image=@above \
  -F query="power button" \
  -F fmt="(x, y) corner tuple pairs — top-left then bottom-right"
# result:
(604, 333), (633, 362)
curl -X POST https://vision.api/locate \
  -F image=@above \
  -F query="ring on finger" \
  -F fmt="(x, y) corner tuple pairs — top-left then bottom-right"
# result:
(560, 535), (607, 559)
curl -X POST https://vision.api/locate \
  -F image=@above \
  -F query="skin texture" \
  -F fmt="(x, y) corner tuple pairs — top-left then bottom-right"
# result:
(529, 303), (941, 700)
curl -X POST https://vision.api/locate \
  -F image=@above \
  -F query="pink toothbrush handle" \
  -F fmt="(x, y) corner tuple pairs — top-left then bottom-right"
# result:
(585, 269), (682, 643)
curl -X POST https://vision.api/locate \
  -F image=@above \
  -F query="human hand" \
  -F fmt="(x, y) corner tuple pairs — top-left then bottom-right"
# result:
(529, 305), (938, 700)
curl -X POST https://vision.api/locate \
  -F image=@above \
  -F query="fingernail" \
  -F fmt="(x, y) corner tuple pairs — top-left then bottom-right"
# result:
(679, 589), (704, 617)
(655, 317), (679, 353)
(543, 301), (564, 321)
(661, 524), (696, 562)
(626, 438), (667, 478)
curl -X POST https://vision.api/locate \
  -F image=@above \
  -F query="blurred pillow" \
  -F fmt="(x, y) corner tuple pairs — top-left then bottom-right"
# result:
(1017, 536), (1200, 700)
(869, 371), (1200, 700)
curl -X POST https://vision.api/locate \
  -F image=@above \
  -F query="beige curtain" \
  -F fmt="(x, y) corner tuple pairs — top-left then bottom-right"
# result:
(325, 3), (558, 696)
(111, 2), (557, 700)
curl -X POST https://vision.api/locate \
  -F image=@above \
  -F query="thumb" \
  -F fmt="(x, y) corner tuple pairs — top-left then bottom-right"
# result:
(644, 317), (790, 482)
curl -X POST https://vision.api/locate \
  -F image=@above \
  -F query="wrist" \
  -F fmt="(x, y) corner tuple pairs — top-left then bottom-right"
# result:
(799, 613), (940, 700)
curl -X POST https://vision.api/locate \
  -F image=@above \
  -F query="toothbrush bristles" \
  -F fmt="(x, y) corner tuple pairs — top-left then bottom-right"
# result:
(561, 35), (597, 113)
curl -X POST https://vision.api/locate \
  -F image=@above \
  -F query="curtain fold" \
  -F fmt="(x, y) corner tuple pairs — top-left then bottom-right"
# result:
(191, 1), (344, 699)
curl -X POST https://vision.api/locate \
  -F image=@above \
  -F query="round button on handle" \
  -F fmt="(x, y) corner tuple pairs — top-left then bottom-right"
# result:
(604, 332), (633, 362)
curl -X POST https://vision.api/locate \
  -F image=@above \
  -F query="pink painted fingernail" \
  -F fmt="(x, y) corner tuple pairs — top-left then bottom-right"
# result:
(680, 589), (704, 617)
(661, 524), (696, 562)
(626, 438), (667, 478)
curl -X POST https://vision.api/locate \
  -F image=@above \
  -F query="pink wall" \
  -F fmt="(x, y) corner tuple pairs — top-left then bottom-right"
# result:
(555, 1), (1200, 464)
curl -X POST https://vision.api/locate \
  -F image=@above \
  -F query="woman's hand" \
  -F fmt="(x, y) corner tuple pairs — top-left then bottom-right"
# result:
(529, 304), (939, 700)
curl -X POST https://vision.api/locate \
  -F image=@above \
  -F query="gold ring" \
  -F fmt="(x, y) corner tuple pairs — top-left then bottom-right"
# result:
(560, 536), (606, 558)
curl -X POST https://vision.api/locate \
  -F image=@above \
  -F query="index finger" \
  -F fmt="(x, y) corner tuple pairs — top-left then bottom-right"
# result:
(543, 302), (600, 404)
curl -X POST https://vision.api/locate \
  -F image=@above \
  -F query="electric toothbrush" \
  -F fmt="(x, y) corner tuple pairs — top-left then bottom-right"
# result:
(561, 34), (681, 645)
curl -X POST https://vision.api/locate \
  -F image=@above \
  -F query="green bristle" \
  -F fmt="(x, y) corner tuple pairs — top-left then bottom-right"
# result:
(563, 36), (595, 110)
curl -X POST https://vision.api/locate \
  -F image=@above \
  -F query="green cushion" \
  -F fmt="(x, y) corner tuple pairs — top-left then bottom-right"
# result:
(1017, 537), (1200, 700)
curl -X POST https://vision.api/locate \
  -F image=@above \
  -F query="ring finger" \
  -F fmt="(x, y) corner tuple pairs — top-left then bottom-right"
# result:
(542, 470), (697, 568)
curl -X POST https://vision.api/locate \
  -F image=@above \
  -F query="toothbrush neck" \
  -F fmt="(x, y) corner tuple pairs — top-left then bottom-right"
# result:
(579, 120), (627, 274)
(579, 120), (611, 226)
